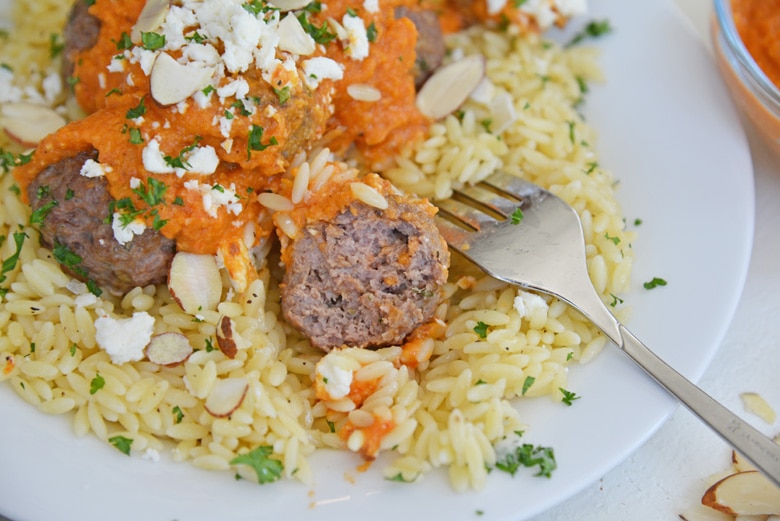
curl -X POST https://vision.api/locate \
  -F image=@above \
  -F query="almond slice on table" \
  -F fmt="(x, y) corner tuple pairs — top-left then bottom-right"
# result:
(168, 252), (223, 314)
(150, 53), (215, 106)
(277, 13), (316, 56)
(204, 377), (249, 417)
(131, 0), (170, 42)
(732, 450), (758, 473)
(741, 392), (777, 424)
(145, 332), (193, 366)
(1, 102), (66, 146)
(416, 54), (486, 120)
(679, 502), (734, 521)
(702, 471), (780, 516)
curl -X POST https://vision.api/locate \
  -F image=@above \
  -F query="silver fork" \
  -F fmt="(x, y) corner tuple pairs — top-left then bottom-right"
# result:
(435, 171), (780, 487)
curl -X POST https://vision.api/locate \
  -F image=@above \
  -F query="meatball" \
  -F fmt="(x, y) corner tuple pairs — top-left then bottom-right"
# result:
(281, 191), (449, 351)
(61, 0), (101, 82)
(28, 150), (176, 296)
(395, 7), (446, 89)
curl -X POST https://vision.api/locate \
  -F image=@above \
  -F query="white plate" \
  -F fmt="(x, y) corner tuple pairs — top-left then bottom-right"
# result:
(0, 0), (754, 520)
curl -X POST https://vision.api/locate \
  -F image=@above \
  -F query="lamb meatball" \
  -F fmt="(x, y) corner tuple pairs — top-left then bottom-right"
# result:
(61, 0), (101, 82)
(280, 175), (449, 351)
(28, 150), (176, 296)
(395, 7), (446, 89)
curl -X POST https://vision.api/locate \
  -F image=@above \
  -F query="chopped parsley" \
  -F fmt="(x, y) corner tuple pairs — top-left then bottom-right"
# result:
(521, 376), (535, 395)
(49, 33), (64, 58)
(204, 337), (216, 352)
(567, 120), (576, 144)
(604, 232), (620, 245)
(247, 125), (278, 158)
(108, 435), (133, 456)
(89, 373), (105, 395)
(510, 208), (524, 225)
(113, 32), (133, 51)
(386, 472), (413, 483)
(125, 96), (147, 119)
(273, 86), (290, 105)
(133, 177), (168, 207)
(643, 277), (667, 290)
(296, 11), (336, 45)
(366, 21), (377, 42)
(230, 445), (283, 484)
(609, 293), (624, 307)
(185, 31), (207, 44)
(495, 442), (556, 478)
(0, 148), (33, 173)
(584, 161), (598, 175)
(29, 200), (58, 225)
(52, 242), (102, 297)
(559, 388), (580, 406)
(128, 127), (144, 144)
(69, 344), (77, 357)
(566, 19), (613, 47)
(473, 321), (489, 339)
(0, 231), (27, 285)
(140, 31), (166, 50)
(172, 405), (184, 424)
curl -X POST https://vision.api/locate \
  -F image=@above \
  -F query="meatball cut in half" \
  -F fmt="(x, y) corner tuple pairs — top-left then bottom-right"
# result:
(27, 150), (176, 296)
(272, 167), (449, 352)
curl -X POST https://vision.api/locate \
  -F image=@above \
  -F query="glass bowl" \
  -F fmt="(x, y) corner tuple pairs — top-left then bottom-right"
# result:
(712, 0), (780, 157)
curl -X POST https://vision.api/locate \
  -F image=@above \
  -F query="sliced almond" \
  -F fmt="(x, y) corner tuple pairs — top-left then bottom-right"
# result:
(1, 102), (66, 146)
(216, 315), (238, 359)
(204, 377), (249, 417)
(416, 54), (486, 120)
(268, 0), (311, 11)
(742, 392), (777, 424)
(168, 252), (223, 314)
(277, 13), (316, 56)
(347, 83), (382, 102)
(703, 471), (780, 516)
(131, 0), (170, 43)
(150, 53), (215, 106)
(679, 502), (734, 521)
(145, 332), (193, 366)
(732, 450), (758, 473)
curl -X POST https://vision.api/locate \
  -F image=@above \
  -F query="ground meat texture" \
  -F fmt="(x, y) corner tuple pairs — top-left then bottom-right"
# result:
(281, 200), (449, 351)
(62, 0), (101, 82)
(27, 150), (176, 296)
(395, 7), (446, 89)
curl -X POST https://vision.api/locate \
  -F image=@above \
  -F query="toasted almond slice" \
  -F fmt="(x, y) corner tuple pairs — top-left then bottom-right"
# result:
(150, 53), (215, 106)
(347, 83), (382, 102)
(679, 502), (734, 521)
(216, 315), (238, 359)
(732, 450), (758, 473)
(204, 377), (249, 417)
(416, 54), (486, 120)
(277, 13), (316, 56)
(168, 252), (222, 314)
(742, 392), (777, 424)
(703, 471), (780, 516)
(131, 0), (170, 42)
(145, 332), (193, 366)
(1, 102), (66, 146)
(268, 0), (311, 11)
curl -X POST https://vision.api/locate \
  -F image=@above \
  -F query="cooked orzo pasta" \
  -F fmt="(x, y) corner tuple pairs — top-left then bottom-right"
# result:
(0, 0), (633, 492)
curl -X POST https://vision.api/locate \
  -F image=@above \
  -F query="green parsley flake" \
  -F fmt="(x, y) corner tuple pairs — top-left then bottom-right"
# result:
(0, 231), (27, 284)
(521, 376), (535, 395)
(643, 277), (667, 290)
(29, 200), (58, 225)
(495, 442), (556, 478)
(566, 19), (613, 47)
(89, 373), (105, 395)
(510, 208), (524, 225)
(141, 31), (166, 50)
(108, 435), (133, 456)
(473, 321), (489, 339)
(126, 96), (147, 119)
(386, 472), (413, 483)
(559, 387), (581, 406)
(230, 445), (283, 484)
(172, 405), (184, 424)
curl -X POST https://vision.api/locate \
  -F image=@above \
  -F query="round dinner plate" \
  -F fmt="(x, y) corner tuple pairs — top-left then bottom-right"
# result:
(0, 0), (754, 520)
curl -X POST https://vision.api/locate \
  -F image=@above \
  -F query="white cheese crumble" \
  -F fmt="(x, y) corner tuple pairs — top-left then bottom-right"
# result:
(185, 180), (243, 218)
(112, 213), (147, 245)
(342, 14), (369, 61)
(315, 350), (361, 400)
(79, 159), (111, 178)
(302, 57), (344, 90)
(513, 290), (548, 319)
(486, 0), (588, 29)
(94, 311), (155, 365)
(74, 292), (98, 309)
(363, 0), (379, 13)
(142, 137), (219, 176)
(107, 55), (127, 73)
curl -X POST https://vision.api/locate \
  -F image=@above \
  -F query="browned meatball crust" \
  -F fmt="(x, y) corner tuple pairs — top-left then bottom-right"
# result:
(28, 150), (176, 296)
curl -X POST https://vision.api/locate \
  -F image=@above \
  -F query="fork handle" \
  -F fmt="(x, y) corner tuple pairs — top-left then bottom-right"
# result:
(617, 324), (780, 488)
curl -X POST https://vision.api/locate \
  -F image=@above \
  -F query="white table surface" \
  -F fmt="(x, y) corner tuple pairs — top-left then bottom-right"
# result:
(532, 0), (780, 519)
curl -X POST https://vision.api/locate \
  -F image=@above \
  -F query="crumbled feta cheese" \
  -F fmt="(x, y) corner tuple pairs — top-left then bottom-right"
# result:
(107, 55), (127, 73)
(302, 57), (344, 89)
(112, 213), (147, 245)
(130, 47), (159, 75)
(342, 14), (369, 60)
(79, 159), (111, 178)
(513, 290), (548, 319)
(129, 177), (142, 189)
(142, 138), (174, 174)
(41, 72), (63, 103)
(316, 350), (361, 400)
(217, 78), (250, 101)
(74, 292), (98, 309)
(94, 311), (155, 365)
(187, 145), (219, 175)
(363, 0), (379, 13)
(185, 180), (242, 218)
(142, 448), (161, 463)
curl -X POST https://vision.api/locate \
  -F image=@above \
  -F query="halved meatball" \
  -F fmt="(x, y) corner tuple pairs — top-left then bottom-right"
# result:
(280, 181), (449, 351)
(28, 150), (176, 296)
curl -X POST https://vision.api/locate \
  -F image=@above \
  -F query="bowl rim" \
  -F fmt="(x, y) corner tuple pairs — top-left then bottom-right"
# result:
(714, 0), (780, 107)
